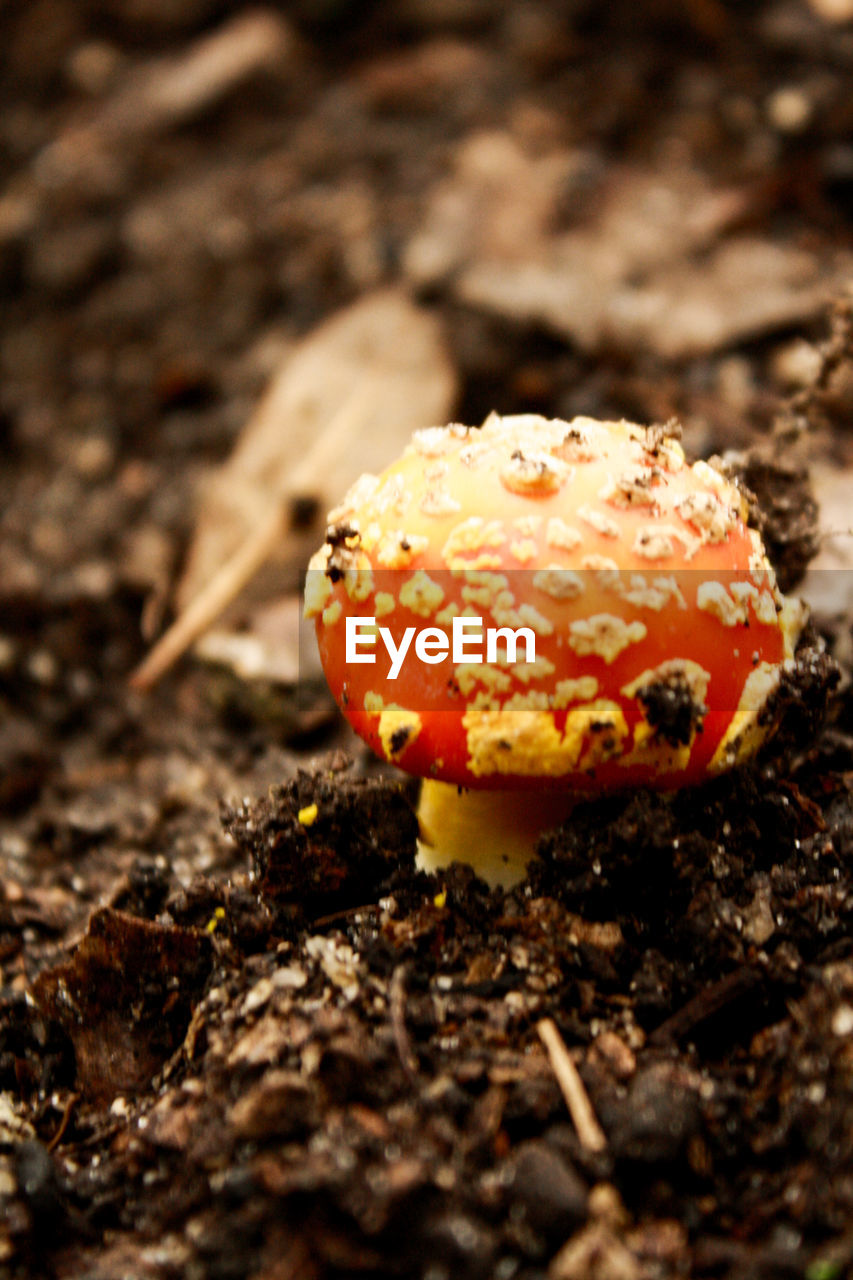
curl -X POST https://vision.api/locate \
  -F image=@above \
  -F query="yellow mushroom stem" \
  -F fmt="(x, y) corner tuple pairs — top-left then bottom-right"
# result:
(415, 779), (577, 890)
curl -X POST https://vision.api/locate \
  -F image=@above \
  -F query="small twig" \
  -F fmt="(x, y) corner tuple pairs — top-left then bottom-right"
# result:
(129, 369), (380, 691)
(47, 1091), (80, 1153)
(311, 902), (376, 929)
(389, 964), (419, 1084)
(129, 503), (287, 691)
(649, 965), (761, 1046)
(537, 1017), (607, 1153)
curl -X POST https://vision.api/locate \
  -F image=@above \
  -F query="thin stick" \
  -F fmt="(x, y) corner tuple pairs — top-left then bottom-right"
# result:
(129, 371), (379, 691)
(537, 1017), (607, 1153)
(47, 1091), (80, 1152)
(129, 502), (286, 691)
(390, 963), (419, 1083)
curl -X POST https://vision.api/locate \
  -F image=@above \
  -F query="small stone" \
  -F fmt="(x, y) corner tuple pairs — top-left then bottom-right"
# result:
(602, 1062), (701, 1163)
(766, 86), (813, 133)
(228, 1069), (318, 1140)
(242, 976), (275, 1015)
(508, 1140), (588, 1240)
(831, 1004), (853, 1037)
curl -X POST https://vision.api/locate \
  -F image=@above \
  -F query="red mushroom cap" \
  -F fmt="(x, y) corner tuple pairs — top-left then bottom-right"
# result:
(305, 414), (805, 791)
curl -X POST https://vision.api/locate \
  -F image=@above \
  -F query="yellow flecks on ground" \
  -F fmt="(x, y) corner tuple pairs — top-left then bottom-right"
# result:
(298, 803), (319, 826)
(205, 906), (226, 934)
(399, 570), (445, 617)
(433, 889), (447, 909)
(378, 706), (423, 761)
(568, 614), (647, 664)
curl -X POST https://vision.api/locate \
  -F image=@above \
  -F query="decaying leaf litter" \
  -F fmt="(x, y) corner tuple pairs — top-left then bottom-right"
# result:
(4, 2), (853, 1276)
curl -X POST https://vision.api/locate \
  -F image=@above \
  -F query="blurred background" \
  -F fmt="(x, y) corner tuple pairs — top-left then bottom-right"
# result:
(3, 6), (853, 1274)
(3, 0), (853, 626)
(2, 0), (853, 827)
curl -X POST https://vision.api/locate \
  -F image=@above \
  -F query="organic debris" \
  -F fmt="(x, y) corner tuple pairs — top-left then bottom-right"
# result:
(4, 2), (853, 1277)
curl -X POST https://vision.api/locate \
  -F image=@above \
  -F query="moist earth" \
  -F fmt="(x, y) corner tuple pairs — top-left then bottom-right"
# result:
(4, 3), (853, 1278)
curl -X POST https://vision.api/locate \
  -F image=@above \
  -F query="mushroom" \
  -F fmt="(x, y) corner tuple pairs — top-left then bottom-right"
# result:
(304, 413), (806, 887)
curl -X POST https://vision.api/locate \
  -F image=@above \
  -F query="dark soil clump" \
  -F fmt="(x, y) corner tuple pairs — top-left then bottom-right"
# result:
(5, 2), (853, 1277)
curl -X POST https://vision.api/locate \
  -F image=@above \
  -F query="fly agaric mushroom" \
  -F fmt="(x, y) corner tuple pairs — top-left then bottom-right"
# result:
(304, 413), (806, 887)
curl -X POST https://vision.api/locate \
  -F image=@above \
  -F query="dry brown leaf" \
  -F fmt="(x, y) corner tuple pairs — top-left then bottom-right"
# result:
(130, 288), (456, 690)
(35, 11), (294, 191)
(805, 0), (853, 20)
(177, 287), (457, 611)
(406, 130), (846, 358)
(601, 238), (842, 360)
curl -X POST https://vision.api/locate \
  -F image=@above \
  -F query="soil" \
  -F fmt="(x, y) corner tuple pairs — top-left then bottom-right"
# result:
(3, 3), (853, 1278)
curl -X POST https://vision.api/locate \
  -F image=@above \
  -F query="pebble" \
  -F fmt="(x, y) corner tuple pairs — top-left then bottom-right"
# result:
(605, 1062), (701, 1163)
(507, 1140), (588, 1239)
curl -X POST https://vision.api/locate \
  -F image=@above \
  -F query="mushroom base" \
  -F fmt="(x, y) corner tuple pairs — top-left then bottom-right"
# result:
(415, 779), (576, 890)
